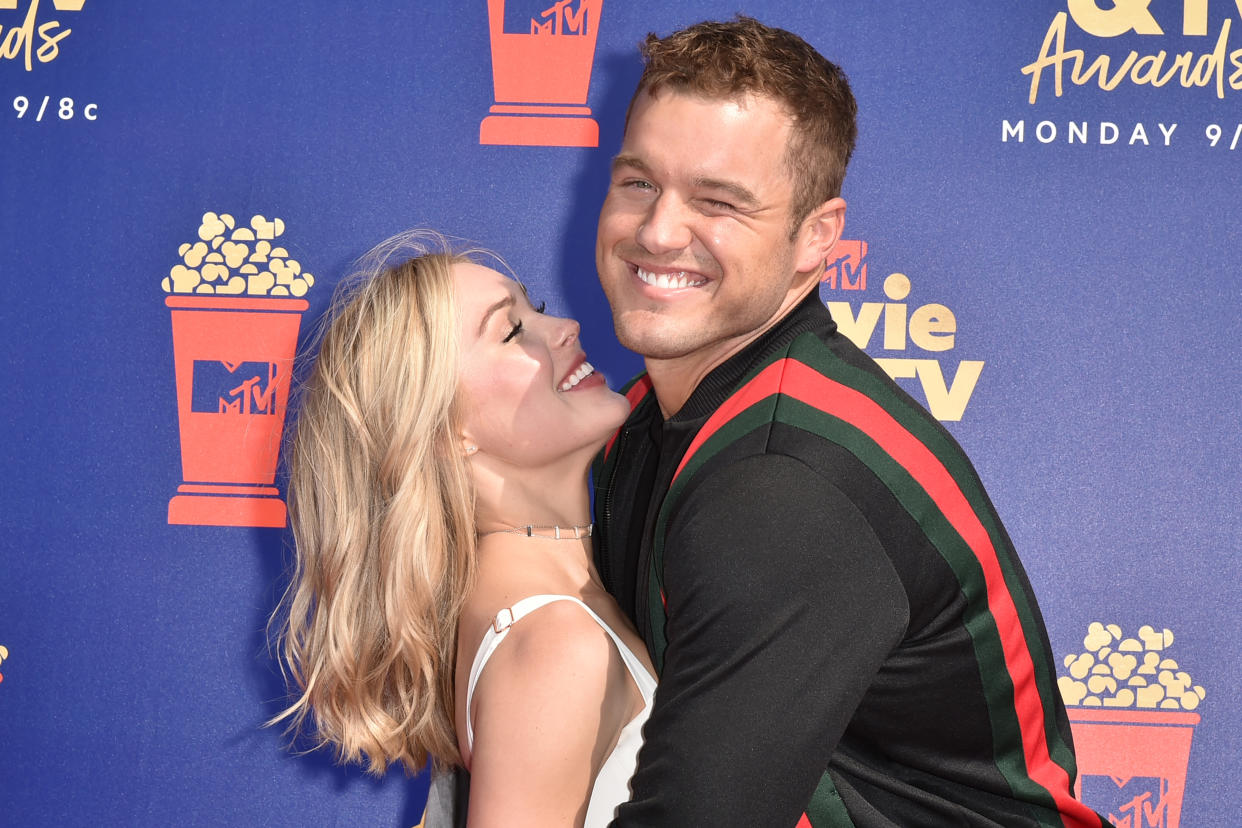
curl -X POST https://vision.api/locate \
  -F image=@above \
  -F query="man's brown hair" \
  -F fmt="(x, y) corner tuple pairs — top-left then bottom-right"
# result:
(630, 16), (857, 232)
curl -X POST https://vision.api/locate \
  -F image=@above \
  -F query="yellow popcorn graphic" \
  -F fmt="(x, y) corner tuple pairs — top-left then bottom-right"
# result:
(1058, 622), (1205, 711)
(162, 212), (315, 298)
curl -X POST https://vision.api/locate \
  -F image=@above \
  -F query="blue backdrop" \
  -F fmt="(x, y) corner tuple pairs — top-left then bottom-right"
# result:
(2, 2), (1238, 825)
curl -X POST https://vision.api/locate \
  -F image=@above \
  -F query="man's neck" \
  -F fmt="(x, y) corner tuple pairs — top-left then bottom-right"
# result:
(645, 335), (755, 419)
(645, 284), (817, 418)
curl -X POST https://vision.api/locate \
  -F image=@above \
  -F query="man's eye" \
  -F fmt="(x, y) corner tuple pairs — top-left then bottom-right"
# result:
(502, 320), (523, 343)
(705, 199), (736, 211)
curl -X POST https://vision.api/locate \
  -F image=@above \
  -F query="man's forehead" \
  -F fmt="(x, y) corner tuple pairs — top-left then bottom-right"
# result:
(624, 88), (796, 154)
(635, 85), (788, 116)
(618, 91), (795, 194)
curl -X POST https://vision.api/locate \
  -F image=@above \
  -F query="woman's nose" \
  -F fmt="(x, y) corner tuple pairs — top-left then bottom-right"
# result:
(553, 315), (580, 348)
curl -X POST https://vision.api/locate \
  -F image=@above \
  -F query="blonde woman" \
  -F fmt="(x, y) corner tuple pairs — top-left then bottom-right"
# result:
(272, 232), (655, 827)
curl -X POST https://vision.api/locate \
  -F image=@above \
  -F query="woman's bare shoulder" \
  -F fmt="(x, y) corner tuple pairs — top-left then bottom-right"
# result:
(465, 600), (631, 826)
(475, 597), (619, 700)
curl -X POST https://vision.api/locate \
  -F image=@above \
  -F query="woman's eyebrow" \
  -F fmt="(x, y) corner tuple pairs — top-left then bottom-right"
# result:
(477, 295), (515, 335)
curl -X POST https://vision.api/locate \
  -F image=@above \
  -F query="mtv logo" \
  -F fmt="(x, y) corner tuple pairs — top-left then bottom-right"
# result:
(506, 0), (590, 35)
(822, 240), (868, 291)
(191, 360), (280, 416)
(1082, 775), (1168, 828)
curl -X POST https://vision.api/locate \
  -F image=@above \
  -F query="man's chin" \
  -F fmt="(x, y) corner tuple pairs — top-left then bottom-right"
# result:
(614, 323), (697, 361)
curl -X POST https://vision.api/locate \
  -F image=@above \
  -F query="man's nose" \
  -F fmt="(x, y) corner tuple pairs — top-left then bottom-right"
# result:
(635, 195), (693, 254)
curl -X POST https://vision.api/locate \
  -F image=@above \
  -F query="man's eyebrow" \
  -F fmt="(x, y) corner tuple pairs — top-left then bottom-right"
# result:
(693, 176), (760, 208)
(478, 295), (515, 336)
(611, 154), (650, 175)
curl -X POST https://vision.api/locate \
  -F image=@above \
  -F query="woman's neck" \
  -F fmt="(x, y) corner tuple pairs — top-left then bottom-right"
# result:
(471, 458), (592, 535)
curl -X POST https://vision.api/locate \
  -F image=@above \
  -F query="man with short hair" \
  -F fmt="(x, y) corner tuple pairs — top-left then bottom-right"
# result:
(593, 17), (1111, 827)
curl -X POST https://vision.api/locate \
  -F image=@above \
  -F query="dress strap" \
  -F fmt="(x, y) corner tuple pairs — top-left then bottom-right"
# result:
(464, 594), (656, 752)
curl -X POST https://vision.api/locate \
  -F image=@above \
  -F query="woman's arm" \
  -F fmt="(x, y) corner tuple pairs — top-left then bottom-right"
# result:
(466, 600), (637, 828)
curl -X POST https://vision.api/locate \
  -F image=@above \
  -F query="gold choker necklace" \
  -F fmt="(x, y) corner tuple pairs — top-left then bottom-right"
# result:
(479, 523), (594, 540)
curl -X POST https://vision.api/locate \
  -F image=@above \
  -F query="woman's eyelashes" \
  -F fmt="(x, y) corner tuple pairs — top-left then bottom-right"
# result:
(501, 300), (546, 343)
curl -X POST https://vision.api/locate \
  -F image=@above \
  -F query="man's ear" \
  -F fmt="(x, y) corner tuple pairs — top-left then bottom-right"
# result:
(793, 196), (847, 275)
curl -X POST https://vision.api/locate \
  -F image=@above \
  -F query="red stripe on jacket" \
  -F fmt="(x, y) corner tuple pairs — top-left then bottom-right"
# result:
(604, 375), (654, 459)
(673, 358), (1096, 828)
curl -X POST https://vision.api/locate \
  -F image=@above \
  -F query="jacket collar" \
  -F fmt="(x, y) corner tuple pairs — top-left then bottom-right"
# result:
(669, 291), (836, 423)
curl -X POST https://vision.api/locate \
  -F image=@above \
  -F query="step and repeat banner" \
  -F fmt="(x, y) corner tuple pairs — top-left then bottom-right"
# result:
(2, 2), (1238, 826)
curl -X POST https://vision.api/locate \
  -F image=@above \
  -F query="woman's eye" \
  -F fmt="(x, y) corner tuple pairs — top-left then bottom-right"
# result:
(534, 301), (547, 314)
(502, 320), (523, 343)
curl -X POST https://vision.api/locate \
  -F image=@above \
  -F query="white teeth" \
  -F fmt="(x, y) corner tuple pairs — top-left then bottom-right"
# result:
(559, 361), (595, 391)
(637, 267), (705, 289)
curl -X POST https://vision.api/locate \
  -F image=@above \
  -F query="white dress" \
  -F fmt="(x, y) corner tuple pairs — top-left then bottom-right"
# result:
(465, 594), (657, 827)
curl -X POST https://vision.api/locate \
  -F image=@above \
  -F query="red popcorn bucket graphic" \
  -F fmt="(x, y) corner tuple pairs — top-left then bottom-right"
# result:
(1068, 708), (1199, 828)
(166, 296), (307, 528)
(480, 0), (603, 147)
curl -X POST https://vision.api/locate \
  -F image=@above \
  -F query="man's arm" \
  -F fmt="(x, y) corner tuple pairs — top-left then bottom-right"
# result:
(612, 453), (909, 826)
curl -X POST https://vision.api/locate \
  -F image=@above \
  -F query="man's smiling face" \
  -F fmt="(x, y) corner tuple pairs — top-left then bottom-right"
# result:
(596, 88), (812, 377)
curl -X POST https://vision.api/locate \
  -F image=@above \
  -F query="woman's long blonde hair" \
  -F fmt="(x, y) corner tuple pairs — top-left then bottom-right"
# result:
(272, 231), (482, 773)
